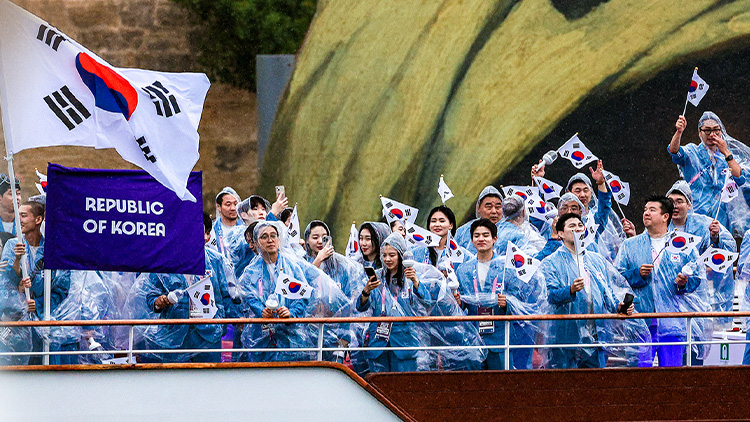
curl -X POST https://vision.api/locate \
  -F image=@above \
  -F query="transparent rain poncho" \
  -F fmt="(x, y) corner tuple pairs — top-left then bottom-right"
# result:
(563, 174), (625, 263)
(666, 182), (736, 330)
(355, 233), (485, 372)
(237, 221), (351, 362)
(614, 232), (713, 362)
(224, 225), (257, 278)
(500, 196), (546, 255)
(127, 247), (233, 363)
(670, 112), (750, 235)
(542, 246), (650, 369)
(0, 280), (32, 365)
(455, 255), (547, 370)
(454, 186), (503, 251)
(736, 230), (750, 329)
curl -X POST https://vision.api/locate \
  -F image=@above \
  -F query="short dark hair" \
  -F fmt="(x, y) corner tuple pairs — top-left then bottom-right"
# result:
(555, 212), (582, 233)
(215, 192), (231, 205)
(646, 195), (673, 225)
(203, 212), (212, 234)
(470, 218), (497, 238)
(21, 201), (44, 218)
(250, 196), (268, 210)
(244, 221), (259, 241)
(278, 207), (293, 224)
(427, 205), (457, 236)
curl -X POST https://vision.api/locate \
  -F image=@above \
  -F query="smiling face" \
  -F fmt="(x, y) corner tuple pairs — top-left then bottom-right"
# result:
(390, 220), (405, 237)
(569, 182), (592, 208)
(559, 200), (582, 216)
(471, 226), (495, 254)
(429, 211), (453, 237)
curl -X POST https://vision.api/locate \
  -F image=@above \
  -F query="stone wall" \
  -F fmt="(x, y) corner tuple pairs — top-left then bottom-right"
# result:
(0, 0), (259, 215)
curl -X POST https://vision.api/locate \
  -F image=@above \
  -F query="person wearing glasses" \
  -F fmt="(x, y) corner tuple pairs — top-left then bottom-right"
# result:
(668, 112), (746, 232)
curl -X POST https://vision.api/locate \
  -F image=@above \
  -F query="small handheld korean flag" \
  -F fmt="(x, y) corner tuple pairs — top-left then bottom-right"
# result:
(527, 199), (557, 223)
(380, 196), (418, 225)
(187, 275), (217, 319)
(533, 176), (563, 201)
(504, 241), (540, 283)
(287, 204), (301, 244)
(698, 247), (738, 274)
(345, 223), (359, 259)
(35, 168), (47, 194)
(444, 233), (465, 265)
(581, 218), (599, 249)
(405, 222), (441, 248)
(664, 231), (700, 255)
(557, 134), (598, 169)
(602, 170), (631, 206)
(275, 271), (313, 299)
(503, 186), (543, 206)
(720, 170), (738, 204)
(686, 68), (709, 107)
(438, 175), (454, 204)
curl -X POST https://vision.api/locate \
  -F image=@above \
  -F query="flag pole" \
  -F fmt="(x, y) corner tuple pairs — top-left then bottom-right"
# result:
(0, 40), (31, 296)
(681, 67), (698, 116)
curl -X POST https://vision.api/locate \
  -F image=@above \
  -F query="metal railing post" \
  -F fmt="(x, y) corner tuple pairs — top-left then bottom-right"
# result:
(504, 320), (510, 370)
(685, 317), (693, 366)
(317, 323), (325, 361)
(128, 325), (134, 364)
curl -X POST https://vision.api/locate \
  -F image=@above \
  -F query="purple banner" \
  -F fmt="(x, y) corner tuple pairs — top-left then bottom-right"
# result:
(45, 163), (204, 275)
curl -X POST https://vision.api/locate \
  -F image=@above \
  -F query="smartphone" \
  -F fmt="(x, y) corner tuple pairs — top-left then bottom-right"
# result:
(364, 266), (377, 280)
(322, 235), (332, 247)
(275, 185), (286, 198)
(618, 293), (635, 314)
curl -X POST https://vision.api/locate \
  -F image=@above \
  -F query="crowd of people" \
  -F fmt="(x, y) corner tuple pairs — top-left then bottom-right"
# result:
(3, 111), (750, 374)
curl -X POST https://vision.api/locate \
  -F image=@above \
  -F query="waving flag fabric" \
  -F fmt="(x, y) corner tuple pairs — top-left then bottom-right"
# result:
(344, 223), (359, 259)
(602, 170), (631, 206)
(720, 170), (738, 203)
(438, 175), (454, 204)
(0, 0), (209, 201)
(381, 196), (418, 225)
(504, 241), (540, 283)
(275, 271), (313, 299)
(187, 275), (217, 319)
(533, 176), (563, 201)
(698, 247), (738, 274)
(404, 222), (440, 248)
(687, 68), (709, 107)
(557, 134), (598, 169)
(664, 230), (700, 255)
(287, 205), (301, 244)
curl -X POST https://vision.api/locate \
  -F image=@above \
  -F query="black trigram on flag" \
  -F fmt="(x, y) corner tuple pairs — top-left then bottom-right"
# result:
(44, 86), (90, 130)
(142, 81), (181, 117)
(135, 136), (156, 163)
(36, 24), (66, 51)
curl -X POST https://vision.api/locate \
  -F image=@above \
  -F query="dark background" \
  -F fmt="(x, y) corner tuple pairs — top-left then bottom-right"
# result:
(493, 46), (750, 232)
